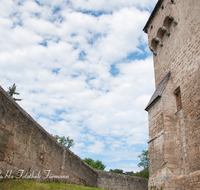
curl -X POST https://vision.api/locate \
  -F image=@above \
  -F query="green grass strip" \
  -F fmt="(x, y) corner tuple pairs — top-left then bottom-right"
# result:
(0, 179), (105, 190)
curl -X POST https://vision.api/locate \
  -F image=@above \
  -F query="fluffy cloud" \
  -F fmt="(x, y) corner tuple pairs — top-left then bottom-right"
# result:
(0, 0), (156, 172)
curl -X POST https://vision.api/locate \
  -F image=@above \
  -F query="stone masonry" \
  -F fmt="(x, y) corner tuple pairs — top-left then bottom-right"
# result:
(0, 85), (148, 190)
(144, 0), (200, 189)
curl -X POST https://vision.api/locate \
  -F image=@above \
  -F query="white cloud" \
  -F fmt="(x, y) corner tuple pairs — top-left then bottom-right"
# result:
(0, 0), (156, 171)
(69, 0), (157, 12)
(87, 141), (105, 153)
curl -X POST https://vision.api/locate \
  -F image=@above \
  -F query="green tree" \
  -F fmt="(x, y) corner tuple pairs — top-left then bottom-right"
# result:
(7, 83), (22, 101)
(123, 171), (134, 176)
(136, 150), (149, 179)
(137, 150), (149, 170)
(109, 169), (124, 174)
(83, 158), (106, 170)
(133, 168), (149, 179)
(52, 135), (75, 149)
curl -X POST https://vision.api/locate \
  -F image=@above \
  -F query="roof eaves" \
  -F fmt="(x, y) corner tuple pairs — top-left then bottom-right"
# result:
(145, 71), (171, 111)
(143, 0), (164, 33)
(145, 95), (161, 111)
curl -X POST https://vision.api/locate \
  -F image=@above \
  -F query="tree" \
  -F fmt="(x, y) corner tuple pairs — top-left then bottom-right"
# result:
(136, 150), (149, 179)
(133, 168), (149, 179)
(137, 150), (149, 170)
(7, 83), (22, 101)
(123, 171), (134, 176)
(52, 134), (75, 149)
(83, 158), (106, 170)
(109, 169), (124, 174)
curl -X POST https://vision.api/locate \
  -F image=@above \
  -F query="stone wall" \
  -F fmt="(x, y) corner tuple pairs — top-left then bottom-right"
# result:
(97, 170), (148, 190)
(144, 0), (200, 189)
(0, 86), (98, 187)
(0, 86), (148, 190)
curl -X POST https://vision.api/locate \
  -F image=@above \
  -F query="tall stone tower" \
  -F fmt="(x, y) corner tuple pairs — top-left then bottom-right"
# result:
(143, 0), (200, 189)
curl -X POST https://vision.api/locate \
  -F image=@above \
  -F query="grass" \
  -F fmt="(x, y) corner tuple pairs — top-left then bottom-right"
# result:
(0, 179), (105, 190)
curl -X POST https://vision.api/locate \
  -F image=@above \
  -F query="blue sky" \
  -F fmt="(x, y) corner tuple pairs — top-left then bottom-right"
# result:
(0, 0), (157, 172)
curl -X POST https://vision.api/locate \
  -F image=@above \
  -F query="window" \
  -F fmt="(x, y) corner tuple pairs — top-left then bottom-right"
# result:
(174, 87), (182, 111)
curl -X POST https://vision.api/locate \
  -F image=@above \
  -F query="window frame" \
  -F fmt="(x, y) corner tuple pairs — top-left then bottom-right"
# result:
(174, 86), (182, 111)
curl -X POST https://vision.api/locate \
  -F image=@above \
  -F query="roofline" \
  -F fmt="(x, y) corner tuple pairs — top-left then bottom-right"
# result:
(144, 71), (171, 111)
(145, 95), (161, 111)
(143, 0), (164, 33)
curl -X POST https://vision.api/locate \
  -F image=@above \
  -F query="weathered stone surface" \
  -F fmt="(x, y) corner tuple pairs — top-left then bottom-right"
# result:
(144, 0), (200, 189)
(0, 86), (148, 189)
(97, 170), (148, 190)
(0, 86), (98, 187)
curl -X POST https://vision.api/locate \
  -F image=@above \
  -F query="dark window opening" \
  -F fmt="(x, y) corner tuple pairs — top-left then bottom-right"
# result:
(174, 87), (182, 111)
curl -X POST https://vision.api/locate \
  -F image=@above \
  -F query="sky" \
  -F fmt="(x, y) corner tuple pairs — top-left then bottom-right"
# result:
(0, 0), (157, 172)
